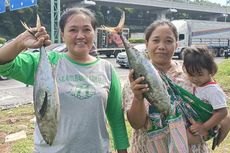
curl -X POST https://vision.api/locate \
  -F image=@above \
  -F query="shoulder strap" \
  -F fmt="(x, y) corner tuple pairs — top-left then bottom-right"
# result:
(163, 74), (213, 122)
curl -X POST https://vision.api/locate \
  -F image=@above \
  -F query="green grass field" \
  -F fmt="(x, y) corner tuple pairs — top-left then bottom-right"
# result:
(1, 59), (230, 153)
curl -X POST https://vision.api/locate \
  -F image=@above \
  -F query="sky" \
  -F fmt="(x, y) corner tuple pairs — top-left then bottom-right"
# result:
(208, 0), (227, 6)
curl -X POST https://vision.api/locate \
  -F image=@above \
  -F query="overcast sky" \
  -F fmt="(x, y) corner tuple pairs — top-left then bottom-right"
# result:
(208, 0), (227, 6)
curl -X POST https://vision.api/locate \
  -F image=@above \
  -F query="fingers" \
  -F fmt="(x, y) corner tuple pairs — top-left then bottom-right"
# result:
(129, 69), (149, 101)
(189, 126), (198, 134)
(33, 27), (51, 47)
(35, 27), (49, 40)
(44, 40), (52, 47)
(132, 78), (148, 91)
(129, 69), (148, 91)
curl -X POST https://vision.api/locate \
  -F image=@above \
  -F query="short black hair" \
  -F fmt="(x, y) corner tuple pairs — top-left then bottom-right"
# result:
(145, 20), (178, 42)
(183, 46), (217, 76)
(59, 7), (96, 33)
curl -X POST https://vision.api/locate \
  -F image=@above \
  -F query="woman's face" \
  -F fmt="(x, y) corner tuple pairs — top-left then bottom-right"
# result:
(61, 13), (95, 57)
(146, 25), (178, 66)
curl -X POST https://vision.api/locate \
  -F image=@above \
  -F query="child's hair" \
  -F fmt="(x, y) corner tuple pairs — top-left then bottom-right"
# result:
(183, 46), (217, 76)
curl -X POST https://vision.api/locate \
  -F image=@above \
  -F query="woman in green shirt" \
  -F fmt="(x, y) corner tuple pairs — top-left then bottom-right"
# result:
(0, 7), (129, 153)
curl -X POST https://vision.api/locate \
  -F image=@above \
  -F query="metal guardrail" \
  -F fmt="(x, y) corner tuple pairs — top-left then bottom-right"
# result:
(94, 0), (228, 14)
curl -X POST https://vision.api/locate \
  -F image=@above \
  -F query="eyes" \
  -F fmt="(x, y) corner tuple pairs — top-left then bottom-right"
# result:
(69, 27), (92, 34)
(188, 73), (203, 77)
(151, 38), (174, 45)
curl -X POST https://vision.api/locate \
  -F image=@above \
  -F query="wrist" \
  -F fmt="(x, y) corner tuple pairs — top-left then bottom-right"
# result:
(133, 96), (144, 103)
(15, 32), (27, 51)
(202, 124), (210, 131)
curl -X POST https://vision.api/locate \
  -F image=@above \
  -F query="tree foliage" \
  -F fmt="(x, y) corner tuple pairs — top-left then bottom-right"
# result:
(0, 0), (227, 40)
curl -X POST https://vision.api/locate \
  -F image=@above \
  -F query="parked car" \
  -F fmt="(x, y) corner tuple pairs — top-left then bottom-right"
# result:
(0, 76), (8, 80)
(116, 43), (146, 68)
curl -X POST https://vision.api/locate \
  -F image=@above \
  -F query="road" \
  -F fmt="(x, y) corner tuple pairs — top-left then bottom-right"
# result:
(0, 56), (225, 109)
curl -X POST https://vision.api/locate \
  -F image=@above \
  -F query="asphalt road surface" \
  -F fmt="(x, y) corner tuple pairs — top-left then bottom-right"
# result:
(0, 56), (225, 109)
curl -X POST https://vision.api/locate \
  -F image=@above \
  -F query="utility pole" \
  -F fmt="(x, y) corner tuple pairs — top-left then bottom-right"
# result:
(51, 0), (61, 43)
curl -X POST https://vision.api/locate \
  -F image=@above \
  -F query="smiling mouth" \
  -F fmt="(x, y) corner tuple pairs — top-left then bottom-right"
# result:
(155, 52), (168, 55)
(75, 42), (86, 45)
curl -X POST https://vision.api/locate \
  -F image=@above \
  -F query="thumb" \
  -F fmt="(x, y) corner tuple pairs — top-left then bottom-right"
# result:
(128, 69), (135, 82)
(33, 37), (44, 48)
(188, 117), (196, 125)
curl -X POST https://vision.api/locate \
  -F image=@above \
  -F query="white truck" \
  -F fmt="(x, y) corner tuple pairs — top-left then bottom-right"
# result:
(172, 20), (230, 59)
(95, 28), (129, 58)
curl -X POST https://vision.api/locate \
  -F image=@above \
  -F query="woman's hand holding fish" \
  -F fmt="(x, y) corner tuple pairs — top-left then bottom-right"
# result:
(0, 26), (51, 64)
(127, 69), (149, 129)
(21, 26), (51, 50)
(129, 69), (149, 101)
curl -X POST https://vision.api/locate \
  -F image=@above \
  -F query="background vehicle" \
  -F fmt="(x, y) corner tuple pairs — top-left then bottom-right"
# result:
(0, 76), (7, 80)
(172, 20), (230, 59)
(95, 28), (129, 58)
(116, 43), (146, 68)
(224, 49), (230, 58)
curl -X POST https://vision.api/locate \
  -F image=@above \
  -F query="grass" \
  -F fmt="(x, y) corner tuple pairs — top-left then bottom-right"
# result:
(1, 59), (230, 152)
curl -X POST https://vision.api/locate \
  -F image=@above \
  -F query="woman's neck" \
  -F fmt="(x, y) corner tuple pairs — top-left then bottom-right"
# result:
(154, 61), (173, 73)
(67, 52), (96, 63)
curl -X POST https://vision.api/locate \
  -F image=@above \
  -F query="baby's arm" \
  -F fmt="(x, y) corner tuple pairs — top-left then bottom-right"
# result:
(189, 108), (227, 138)
(202, 107), (228, 131)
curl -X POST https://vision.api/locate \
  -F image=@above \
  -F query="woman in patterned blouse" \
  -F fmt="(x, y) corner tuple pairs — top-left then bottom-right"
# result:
(122, 20), (230, 153)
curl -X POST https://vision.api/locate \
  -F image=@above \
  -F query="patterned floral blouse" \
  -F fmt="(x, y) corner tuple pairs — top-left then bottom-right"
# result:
(122, 61), (210, 153)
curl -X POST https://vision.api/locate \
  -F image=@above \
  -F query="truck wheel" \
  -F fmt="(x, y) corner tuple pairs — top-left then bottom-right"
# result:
(114, 50), (121, 58)
(106, 54), (111, 58)
(225, 52), (229, 59)
(219, 48), (224, 57)
(214, 49), (219, 57)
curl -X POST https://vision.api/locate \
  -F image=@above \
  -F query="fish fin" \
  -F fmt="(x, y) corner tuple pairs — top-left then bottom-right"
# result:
(36, 14), (41, 29)
(101, 11), (125, 33)
(20, 14), (43, 37)
(20, 21), (34, 36)
(116, 11), (125, 31)
(101, 25), (115, 33)
(39, 91), (48, 118)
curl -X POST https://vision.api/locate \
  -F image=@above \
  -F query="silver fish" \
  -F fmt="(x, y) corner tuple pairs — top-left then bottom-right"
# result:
(121, 36), (171, 115)
(21, 15), (60, 145)
(33, 46), (60, 145)
(102, 11), (171, 115)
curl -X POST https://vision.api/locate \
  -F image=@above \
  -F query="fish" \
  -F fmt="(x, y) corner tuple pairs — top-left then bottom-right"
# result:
(21, 15), (60, 145)
(120, 36), (171, 114)
(102, 11), (171, 115)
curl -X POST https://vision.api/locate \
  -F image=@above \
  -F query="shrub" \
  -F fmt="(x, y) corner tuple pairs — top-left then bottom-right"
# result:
(128, 38), (145, 43)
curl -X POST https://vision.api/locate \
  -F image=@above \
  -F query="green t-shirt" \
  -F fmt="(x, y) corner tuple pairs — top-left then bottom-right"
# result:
(0, 51), (129, 152)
